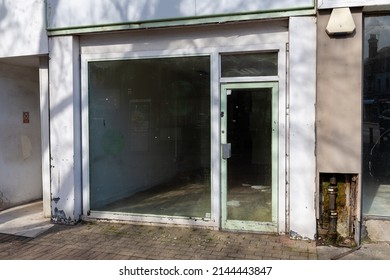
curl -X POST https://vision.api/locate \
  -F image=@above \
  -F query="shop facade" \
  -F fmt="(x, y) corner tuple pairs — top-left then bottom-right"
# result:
(5, 0), (390, 242)
(1, 0), (321, 240)
(317, 0), (390, 241)
(45, 0), (317, 238)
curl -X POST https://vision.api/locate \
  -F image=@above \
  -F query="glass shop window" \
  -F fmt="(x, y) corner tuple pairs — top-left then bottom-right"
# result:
(88, 56), (211, 218)
(221, 52), (278, 77)
(363, 15), (390, 217)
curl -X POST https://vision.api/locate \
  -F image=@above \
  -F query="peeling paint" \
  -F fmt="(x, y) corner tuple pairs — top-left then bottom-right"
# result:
(289, 230), (310, 241)
(52, 207), (73, 224)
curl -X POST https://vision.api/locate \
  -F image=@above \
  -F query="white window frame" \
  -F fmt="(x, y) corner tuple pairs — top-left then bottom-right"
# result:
(80, 30), (287, 231)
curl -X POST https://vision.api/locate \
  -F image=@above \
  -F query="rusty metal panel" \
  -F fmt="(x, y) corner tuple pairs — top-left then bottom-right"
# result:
(318, 174), (359, 246)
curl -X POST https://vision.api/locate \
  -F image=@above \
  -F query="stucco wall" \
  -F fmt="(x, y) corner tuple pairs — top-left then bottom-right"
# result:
(0, 63), (42, 210)
(316, 9), (362, 174)
(289, 16), (317, 239)
(0, 0), (48, 58)
(319, 0), (390, 9)
(47, 0), (314, 30)
(49, 36), (82, 223)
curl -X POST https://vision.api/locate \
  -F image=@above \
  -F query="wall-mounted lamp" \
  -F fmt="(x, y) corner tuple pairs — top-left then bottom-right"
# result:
(326, 7), (356, 36)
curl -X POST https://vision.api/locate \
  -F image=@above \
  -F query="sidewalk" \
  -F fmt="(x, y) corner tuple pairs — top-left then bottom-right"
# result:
(0, 221), (317, 260)
(317, 241), (390, 260)
(1, 221), (389, 260)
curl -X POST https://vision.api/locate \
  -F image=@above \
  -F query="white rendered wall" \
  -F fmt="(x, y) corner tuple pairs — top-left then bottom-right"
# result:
(319, 0), (390, 9)
(49, 36), (82, 223)
(80, 21), (288, 54)
(288, 17), (317, 239)
(0, 63), (42, 209)
(39, 57), (51, 217)
(47, 0), (313, 30)
(0, 0), (48, 58)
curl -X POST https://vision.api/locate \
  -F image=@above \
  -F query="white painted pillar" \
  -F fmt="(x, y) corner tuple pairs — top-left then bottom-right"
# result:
(288, 16), (317, 239)
(39, 56), (51, 218)
(49, 36), (82, 223)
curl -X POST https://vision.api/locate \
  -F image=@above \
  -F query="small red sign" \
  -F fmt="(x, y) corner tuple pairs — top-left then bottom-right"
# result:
(23, 112), (29, 123)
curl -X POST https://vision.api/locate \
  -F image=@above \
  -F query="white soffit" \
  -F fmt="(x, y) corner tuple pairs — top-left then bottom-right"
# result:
(319, 0), (390, 9)
(326, 8), (356, 35)
(363, 5), (390, 12)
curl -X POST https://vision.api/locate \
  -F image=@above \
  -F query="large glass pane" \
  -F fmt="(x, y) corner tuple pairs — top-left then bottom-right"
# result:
(363, 16), (390, 216)
(226, 88), (272, 222)
(88, 56), (211, 218)
(221, 53), (278, 77)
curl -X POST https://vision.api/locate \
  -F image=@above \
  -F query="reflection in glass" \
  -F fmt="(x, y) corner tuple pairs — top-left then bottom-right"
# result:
(226, 88), (272, 222)
(221, 53), (278, 77)
(363, 16), (390, 216)
(88, 56), (211, 218)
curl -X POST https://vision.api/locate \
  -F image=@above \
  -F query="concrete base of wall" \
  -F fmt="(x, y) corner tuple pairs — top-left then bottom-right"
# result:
(364, 219), (390, 241)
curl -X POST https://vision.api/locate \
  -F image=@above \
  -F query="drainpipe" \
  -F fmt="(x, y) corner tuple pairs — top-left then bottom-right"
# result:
(328, 176), (338, 240)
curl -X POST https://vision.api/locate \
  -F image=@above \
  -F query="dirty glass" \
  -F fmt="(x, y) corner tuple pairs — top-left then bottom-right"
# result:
(88, 56), (211, 218)
(226, 88), (273, 222)
(221, 52), (278, 77)
(363, 15), (390, 216)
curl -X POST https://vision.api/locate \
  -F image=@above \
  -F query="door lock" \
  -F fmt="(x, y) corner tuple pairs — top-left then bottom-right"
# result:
(222, 143), (231, 159)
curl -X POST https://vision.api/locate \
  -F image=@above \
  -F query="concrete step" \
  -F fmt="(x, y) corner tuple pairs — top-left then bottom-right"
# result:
(363, 219), (390, 241)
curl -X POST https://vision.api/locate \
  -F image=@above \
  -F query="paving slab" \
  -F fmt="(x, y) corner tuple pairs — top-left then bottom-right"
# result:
(0, 221), (316, 260)
(0, 209), (389, 260)
(0, 201), (53, 238)
(317, 242), (390, 260)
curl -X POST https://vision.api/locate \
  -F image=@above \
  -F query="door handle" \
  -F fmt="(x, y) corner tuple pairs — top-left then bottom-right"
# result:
(222, 143), (231, 159)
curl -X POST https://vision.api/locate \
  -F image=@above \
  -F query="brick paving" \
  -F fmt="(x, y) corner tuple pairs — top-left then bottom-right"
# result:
(0, 221), (317, 260)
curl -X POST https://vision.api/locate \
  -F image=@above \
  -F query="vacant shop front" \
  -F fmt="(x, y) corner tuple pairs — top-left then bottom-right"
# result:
(43, 0), (316, 237)
(80, 21), (291, 233)
(43, 15), (317, 238)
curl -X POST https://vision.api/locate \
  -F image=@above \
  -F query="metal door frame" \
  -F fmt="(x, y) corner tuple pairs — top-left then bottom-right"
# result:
(221, 82), (279, 232)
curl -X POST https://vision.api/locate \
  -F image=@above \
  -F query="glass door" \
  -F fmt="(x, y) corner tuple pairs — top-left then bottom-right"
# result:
(221, 82), (278, 232)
